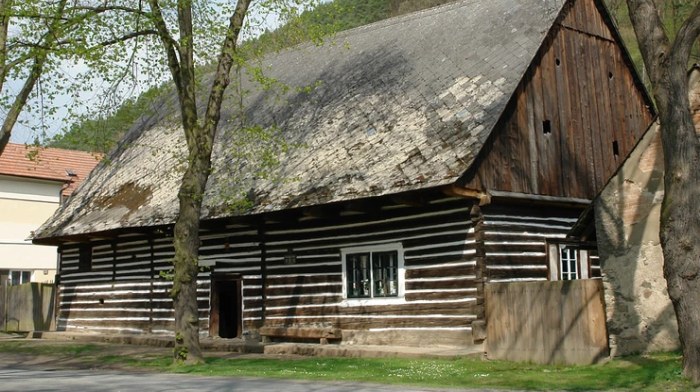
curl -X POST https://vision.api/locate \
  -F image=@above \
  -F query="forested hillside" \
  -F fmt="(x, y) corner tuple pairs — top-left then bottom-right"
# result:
(49, 0), (697, 153)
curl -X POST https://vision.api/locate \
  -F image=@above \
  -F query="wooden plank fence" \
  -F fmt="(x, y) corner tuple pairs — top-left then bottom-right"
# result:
(485, 279), (608, 365)
(1, 283), (55, 332)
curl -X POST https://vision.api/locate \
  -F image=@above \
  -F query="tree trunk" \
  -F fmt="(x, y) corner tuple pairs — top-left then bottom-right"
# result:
(0, 55), (46, 154)
(626, 0), (700, 383)
(171, 128), (211, 365)
(661, 154), (700, 383)
(657, 65), (700, 384)
(0, 0), (12, 93)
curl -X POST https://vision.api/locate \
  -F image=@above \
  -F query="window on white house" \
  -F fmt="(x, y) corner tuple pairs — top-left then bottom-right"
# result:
(9, 270), (31, 285)
(342, 244), (404, 299)
(547, 242), (591, 281)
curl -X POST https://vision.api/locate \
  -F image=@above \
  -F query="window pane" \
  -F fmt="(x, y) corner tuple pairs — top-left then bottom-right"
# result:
(560, 247), (578, 280)
(9, 271), (32, 285)
(346, 253), (370, 298)
(372, 251), (398, 297)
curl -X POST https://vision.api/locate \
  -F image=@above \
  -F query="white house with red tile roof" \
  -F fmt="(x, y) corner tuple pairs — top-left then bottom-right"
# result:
(0, 143), (98, 285)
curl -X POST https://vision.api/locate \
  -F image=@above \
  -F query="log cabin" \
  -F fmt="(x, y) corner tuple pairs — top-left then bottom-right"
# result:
(34, 0), (655, 350)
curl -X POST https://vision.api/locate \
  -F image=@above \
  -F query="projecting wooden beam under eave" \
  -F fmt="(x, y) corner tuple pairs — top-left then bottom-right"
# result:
(488, 190), (591, 208)
(442, 184), (492, 206)
(300, 204), (343, 220)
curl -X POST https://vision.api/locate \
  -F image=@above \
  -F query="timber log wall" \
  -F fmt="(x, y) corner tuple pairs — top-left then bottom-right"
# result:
(56, 198), (587, 345)
(480, 205), (600, 283)
(56, 198), (482, 341)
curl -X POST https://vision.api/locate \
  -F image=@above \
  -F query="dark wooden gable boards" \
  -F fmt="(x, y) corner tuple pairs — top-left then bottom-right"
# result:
(461, 0), (654, 199)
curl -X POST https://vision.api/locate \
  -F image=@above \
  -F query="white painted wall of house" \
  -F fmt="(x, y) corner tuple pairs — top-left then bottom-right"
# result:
(0, 175), (61, 283)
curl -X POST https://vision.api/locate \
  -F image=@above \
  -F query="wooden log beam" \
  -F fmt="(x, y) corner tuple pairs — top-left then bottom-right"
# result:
(302, 205), (342, 220)
(343, 199), (380, 214)
(488, 190), (591, 206)
(442, 184), (492, 206)
(390, 193), (426, 207)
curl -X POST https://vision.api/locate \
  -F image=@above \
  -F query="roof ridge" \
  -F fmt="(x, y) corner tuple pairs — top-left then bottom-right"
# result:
(262, 0), (479, 58)
(331, 0), (477, 40)
(9, 142), (97, 155)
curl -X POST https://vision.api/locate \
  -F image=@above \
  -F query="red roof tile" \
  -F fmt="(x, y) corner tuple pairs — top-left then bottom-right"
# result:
(0, 143), (100, 197)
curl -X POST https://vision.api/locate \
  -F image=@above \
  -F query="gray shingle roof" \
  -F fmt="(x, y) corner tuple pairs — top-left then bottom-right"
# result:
(35, 0), (567, 240)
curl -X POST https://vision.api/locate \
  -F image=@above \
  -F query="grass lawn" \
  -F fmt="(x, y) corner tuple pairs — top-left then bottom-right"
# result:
(0, 341), (694, 391)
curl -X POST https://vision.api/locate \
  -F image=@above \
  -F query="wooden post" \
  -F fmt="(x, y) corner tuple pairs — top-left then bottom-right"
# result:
(471, 202), (487, 343)
(111, 241), (117, 281)
(149, 237), (155, 333)
(1, 272), (7, 332)
(258, 224), (267, 325)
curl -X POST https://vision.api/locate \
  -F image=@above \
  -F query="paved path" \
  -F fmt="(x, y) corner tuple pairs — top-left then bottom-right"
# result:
(0, 366), (494, 392)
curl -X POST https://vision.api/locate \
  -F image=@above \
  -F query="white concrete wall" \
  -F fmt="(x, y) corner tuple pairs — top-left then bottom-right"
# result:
(0, 175), (61, 283)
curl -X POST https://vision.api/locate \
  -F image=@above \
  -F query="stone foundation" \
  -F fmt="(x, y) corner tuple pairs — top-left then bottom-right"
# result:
(341, 329), (474, 348)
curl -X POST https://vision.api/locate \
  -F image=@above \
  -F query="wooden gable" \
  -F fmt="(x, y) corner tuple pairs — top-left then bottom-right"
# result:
(461, 0), (654, 200)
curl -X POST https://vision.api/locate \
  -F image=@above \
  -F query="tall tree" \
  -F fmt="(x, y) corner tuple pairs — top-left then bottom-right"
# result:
(148, 0), (252, 364)
(70, 0), (322, 364)
(625, 0), (700, 383)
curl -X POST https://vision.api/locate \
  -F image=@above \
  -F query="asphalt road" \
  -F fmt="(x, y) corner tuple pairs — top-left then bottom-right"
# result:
(0, 366), (487, 392)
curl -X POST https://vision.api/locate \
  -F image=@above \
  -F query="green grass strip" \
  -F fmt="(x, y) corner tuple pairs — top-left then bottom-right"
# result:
(0, 341), (693, 391)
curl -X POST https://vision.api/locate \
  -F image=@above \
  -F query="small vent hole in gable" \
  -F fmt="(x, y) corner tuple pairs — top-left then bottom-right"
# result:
(612, 140), (620, 159)
(543, 120), (552, 135)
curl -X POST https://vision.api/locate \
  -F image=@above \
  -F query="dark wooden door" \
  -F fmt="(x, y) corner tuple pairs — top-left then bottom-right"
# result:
(209, 277), (242, 338)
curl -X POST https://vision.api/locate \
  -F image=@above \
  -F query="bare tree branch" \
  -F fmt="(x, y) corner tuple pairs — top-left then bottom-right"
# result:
(65, 5), (150, 17)
(670, 3), (700, 70)
(2, 51), (34, 74)
(203, 0), (252, 132)
(147, 0), (182, 100)
(175, 0), (198, 138)
(7, 5), (149, 21)
(98, 29), (158, 47)
(626, 0), (670, 86)
(0, 0), (12, 93)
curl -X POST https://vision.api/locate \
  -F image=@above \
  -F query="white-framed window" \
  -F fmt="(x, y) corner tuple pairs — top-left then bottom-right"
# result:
(341, 243), (405, 300)
(9, 270), (31, 286)
(547, 242), (590, 281)
(559, 246), (579, 280)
